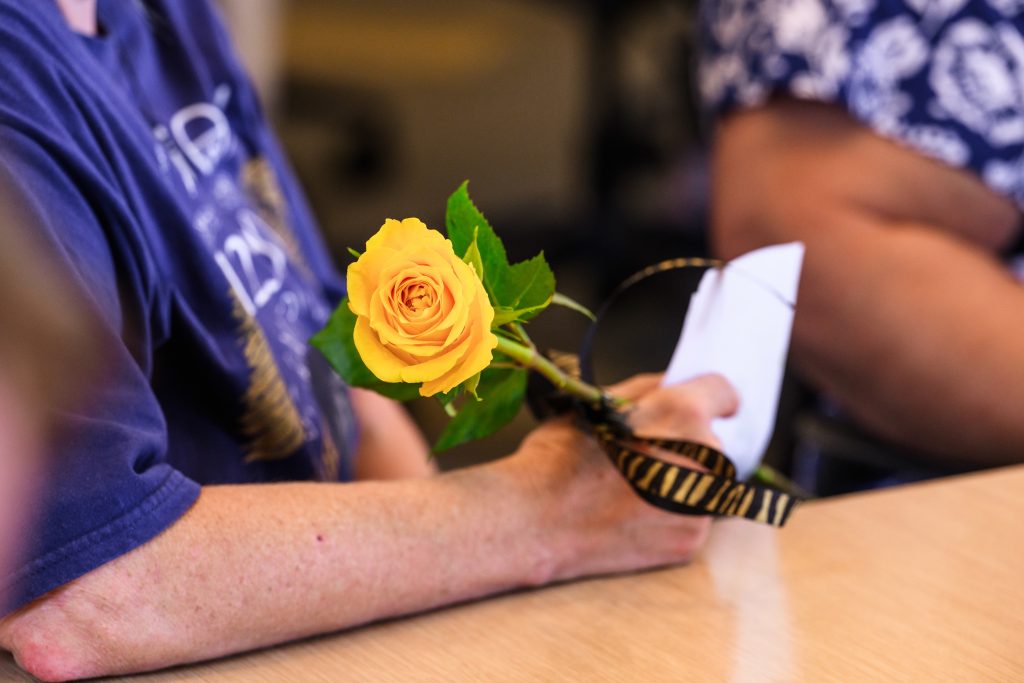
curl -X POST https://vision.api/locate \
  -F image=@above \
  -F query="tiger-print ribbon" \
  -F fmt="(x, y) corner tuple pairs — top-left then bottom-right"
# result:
(556, 257), (801, 527)
(575, 396), (799, 527)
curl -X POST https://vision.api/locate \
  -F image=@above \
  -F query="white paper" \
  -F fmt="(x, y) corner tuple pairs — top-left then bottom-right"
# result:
(662, 242), (804, 480)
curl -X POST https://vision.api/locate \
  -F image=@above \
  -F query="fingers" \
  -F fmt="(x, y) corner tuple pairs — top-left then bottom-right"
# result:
(630, 373), (739, 428)
(668, 373), (740, 420)
(623, 373), (738, 449)
(607, 373), (739, 420)
(606, 373), (662, 401)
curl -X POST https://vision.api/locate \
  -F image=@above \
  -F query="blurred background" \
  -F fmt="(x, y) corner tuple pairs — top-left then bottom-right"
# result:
(216, 0), (726, 469)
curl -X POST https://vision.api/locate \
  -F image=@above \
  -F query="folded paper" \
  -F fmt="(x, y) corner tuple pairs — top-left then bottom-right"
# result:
(663, 243), (804, 480)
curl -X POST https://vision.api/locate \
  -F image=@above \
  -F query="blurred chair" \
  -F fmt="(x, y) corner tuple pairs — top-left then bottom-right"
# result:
(527, 0), (706, 287)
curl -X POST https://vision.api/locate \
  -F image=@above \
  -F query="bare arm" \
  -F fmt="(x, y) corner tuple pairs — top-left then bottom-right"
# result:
(0, 375), (735, 681)
(711, 99), (1024, 465)
(350, 389), (436, 480)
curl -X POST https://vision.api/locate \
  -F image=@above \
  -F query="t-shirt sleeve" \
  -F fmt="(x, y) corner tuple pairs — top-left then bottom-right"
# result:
(0, 128), (201, 614)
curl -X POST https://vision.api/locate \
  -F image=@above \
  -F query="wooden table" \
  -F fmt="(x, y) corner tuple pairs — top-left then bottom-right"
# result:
(3, 466), (1023, 682)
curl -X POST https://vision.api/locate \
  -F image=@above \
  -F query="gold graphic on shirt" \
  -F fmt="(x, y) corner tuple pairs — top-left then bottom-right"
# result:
(319, 418), (341, 481)
(242, 158), (311, 275)
(232, 294), (306, 462)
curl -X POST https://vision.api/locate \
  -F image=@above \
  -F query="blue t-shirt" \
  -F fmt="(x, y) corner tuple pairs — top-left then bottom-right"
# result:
(0, 0), (357, 612)
(701, 0), (1024, 210)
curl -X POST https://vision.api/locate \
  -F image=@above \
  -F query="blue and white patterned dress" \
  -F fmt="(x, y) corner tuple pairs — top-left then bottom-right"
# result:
(700, 0), (1024, 210)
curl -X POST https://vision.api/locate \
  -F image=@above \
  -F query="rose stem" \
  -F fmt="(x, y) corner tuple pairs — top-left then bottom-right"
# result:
(751, 463), (812, 498)
(494, 335), (604, 404)
(509, 322), (535, 349)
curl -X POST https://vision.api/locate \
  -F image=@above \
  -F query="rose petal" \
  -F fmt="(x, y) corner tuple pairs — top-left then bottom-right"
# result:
(438, 256), (483, 347)
(374, 252), (467, 349)
(353, 315), (408, 382)
(398, 336), (468, 385)
(370, 289), (450, 353)
(348, 218), (441, 314)
(419, 273), (497, 396)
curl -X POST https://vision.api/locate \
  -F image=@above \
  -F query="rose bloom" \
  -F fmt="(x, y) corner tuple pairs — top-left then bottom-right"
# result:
(347, 218), (498, 397)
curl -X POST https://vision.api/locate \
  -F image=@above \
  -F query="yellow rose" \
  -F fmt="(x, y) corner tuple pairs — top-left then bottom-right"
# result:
(347, 218), (498, 397)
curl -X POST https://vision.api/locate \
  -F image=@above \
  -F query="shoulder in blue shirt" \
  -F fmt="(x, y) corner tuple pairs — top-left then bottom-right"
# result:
(0, 0), (357, 612)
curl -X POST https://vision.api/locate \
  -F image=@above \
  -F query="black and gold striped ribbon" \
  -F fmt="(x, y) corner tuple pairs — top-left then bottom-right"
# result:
(568, 257), (801, 527)
(574, 398), (798, 527)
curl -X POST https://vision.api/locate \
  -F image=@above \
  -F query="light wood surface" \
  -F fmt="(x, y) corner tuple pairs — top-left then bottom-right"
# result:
(3, 466), (1023, 682)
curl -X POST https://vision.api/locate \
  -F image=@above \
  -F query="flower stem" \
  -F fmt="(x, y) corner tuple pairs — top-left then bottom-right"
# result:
(495, 336), (604, 404)
(752, 464), (812, 499)
(510, 322), (535, 349)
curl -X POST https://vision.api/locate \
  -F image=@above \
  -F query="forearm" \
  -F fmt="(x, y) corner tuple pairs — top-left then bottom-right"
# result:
(734, 213), (1024, 464)
(711, 103), (1024, 464)
(1, 465), (549, 680)
(1, 380), (729, 681)
(350, 388), (435, 480)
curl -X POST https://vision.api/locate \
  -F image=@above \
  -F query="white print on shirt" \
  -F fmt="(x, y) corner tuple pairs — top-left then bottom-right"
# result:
(212, 208), (288, 317)
(152, 85), (289, 318)
(151, 84), (338, 469)
(154, 86), (237, 195)
(154, 127), (197, 196)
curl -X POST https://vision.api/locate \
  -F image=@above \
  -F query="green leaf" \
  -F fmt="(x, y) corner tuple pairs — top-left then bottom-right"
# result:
(551, 291), (596, 321)
(433, 367), (527, 452)
(491, 303), (549, 326)
(310, 299), (422, 402)
(446, 182), (555, 323)
(347, 247), (362, 259)
(482, 253), (555, 325)
(446, 181), (510, 303)
(437, 386), (462, 407)
(496, 252), (554, 321)
(491, 307), (520, 327)
(463, 371), (482, 400)
(463, 226), (485, 281)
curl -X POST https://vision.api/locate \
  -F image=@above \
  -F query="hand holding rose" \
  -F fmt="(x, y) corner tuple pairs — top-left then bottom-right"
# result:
(499, 372), (738, 582)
